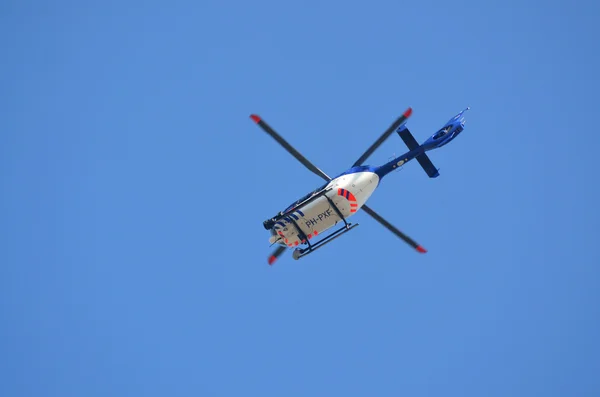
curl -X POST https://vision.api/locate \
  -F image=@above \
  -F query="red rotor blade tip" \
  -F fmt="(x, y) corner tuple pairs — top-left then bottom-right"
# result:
(250, 114), (261, 123)
(416, 246), (427, 253)
(403, 107), (413, 118)
(268, 255), (276, 265)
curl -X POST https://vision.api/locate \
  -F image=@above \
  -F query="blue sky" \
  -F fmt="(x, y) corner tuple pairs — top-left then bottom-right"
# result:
(2, 0), (599, 396)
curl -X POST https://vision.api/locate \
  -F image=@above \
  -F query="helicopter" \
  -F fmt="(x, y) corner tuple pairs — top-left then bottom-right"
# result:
(250, 106), (470, 265)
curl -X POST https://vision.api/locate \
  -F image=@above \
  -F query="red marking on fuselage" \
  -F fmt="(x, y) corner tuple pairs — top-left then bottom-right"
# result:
(338, 188), (356, 202)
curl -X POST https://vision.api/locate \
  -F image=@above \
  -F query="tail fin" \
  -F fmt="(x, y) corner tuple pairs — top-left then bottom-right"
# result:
(397, 125), (440, 178)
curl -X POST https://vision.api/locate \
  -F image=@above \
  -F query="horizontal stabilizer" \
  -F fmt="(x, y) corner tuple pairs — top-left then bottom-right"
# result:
(397, 125), (439, 178)
(397, 125), (420, 151)
(416, 153), (439, 178)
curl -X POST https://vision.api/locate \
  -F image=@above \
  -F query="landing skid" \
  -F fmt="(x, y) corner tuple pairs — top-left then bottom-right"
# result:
(292, 222), (359, 260)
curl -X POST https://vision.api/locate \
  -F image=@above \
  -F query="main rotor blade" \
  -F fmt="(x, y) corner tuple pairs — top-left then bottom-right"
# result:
(250, 114), (331, 181)
(268, 245), (287, 265)
(361, 204), (427, 253)
(352, 107), (413, 167)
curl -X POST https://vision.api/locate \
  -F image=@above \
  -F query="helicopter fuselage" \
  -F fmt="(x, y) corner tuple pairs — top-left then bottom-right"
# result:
(269, 169), (379, 248)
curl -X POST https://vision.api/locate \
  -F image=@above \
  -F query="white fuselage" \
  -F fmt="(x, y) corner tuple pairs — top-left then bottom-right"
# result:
(271, 171), (380, 248)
